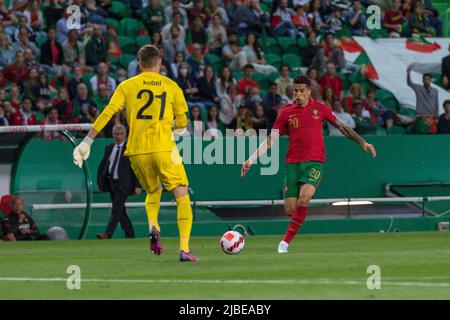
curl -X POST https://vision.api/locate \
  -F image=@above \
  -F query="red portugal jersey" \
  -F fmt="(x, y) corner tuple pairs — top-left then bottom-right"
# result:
(273, 98), (337, 164)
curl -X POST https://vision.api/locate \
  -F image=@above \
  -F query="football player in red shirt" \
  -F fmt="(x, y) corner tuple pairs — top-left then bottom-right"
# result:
(241, 76), (376, 253)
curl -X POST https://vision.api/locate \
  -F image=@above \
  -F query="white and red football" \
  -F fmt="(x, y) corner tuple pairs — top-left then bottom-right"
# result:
(220, 231), (245, 255)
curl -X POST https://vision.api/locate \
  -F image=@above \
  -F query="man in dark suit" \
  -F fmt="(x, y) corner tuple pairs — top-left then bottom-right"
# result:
(97, 124), (141, 239)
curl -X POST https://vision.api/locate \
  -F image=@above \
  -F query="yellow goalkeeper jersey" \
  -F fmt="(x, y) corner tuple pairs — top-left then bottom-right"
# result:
(92, 71), (188, 156)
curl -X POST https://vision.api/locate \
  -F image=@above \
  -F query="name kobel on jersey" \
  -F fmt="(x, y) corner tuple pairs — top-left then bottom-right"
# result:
(143, 80), (162, 86)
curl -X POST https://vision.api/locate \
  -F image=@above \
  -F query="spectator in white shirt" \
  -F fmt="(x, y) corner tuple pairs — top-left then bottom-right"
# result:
(164, 0), (188, 28)
(207, 14), (227, 56)
(215, 66), (237, 99)
(328, 99), (355, 136)
(219, 83), (241, 127)
(161, 11), (186, 42)
(89, 62), (117, 98)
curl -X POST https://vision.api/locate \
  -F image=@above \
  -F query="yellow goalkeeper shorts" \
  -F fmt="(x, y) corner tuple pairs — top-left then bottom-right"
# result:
(129, 149), (189, 193)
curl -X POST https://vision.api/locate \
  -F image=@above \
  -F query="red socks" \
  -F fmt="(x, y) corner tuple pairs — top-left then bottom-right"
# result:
(283, 206), (307, 244)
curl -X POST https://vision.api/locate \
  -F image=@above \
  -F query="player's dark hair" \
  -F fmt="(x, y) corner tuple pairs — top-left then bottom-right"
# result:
(243, 64), (254, 70)
(293, 75), (311, 87)
(444, 100), (450, 107)
(423, 73), (432, 79)
(138, 44), (160, 68)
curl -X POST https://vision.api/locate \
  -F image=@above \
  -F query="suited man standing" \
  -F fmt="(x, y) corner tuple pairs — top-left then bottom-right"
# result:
(97, 124), (141, 239)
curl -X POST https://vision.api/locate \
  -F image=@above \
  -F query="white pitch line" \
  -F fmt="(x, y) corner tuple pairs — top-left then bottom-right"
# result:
(0, 277), (450, 288)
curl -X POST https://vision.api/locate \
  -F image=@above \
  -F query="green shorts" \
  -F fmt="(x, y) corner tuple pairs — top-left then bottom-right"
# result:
(283, 161), (324, 198)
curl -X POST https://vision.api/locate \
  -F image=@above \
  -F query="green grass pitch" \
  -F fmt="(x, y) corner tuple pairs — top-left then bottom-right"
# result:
(0, 232), (449, 299)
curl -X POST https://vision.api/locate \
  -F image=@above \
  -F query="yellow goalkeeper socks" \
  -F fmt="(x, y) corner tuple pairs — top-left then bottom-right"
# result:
(176, 195), (193, 252)
(145, 188), (162, 232)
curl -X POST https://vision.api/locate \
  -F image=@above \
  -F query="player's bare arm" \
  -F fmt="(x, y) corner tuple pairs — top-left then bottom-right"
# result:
(331, 119), (377, 158)
(241, 130), (280, 176)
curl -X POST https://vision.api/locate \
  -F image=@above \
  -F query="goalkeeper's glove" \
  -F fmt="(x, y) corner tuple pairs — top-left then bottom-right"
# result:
(173, 113), (188, 136)
(73, 137), (93, 168)
(173, 127), (187, 136)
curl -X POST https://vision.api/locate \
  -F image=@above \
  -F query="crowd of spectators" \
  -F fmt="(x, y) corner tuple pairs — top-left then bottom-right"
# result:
(0, 0), (448, 138)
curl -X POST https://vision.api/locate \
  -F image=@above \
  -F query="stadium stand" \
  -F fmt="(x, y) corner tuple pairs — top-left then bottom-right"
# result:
(0, 0), (448, 135)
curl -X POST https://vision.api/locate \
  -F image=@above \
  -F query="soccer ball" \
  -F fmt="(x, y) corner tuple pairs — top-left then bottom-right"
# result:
(220, 231), (245, 255)
(46, 226), (69, 240)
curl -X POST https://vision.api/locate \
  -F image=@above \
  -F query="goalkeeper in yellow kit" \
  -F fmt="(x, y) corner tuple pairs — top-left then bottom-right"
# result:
(73, 45), (198, 262)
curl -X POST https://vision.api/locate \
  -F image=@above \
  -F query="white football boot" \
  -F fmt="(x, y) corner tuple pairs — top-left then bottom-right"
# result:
(278, 240), (289, 253)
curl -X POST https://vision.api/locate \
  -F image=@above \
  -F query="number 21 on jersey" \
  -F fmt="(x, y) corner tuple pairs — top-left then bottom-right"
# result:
(136, 89), (167, 120)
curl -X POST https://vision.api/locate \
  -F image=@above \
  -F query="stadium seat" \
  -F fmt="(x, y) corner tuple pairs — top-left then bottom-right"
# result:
(120, 18), (146, 37)
(119, 54), (136, 69)
(263, 38), (282, 56)
(35, 35), (47, 47)
(105, 18), (120, 31)
(81, 72), (95, 85)
(290, 70), (301, 79)
(282, 53), (302, 70)
(205, 53), (221, 65)
(136, 35), (151, 48)
(265, 54), (282, 70)
(298, 37), (309, 48)
(118, 36), (138, 55)
(434, 3), (448, 21)
(238, 36), (246, 47)
(445, 8), (450, 37)
(260, 2), (269, 14)
(81, 72), (95, 94)
(268, 72), (280, 82)
(277, 37), (299, 55)
(108, 54), (120, 66)
(200, 108), (208, 122)
(111, 1), (131, 18)
(205, 53), (223, 74)
(387, 125), (406, 135)
(260, 37), (277, 48)
(232, 71), (244, 81)
(252, 73), (270, 90)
